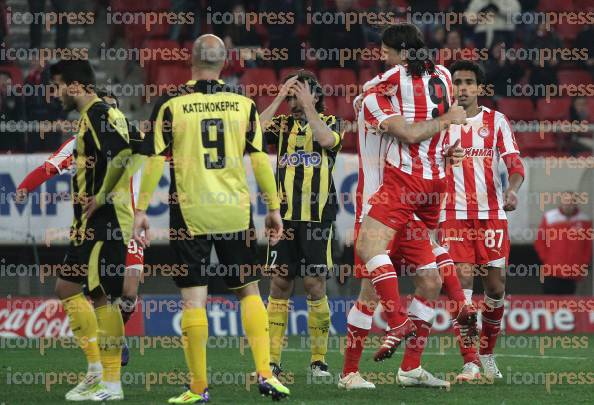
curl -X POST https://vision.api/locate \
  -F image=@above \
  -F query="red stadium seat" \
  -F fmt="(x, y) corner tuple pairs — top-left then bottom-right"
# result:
(0, 64), (23, 85)
(438, 0), (452, 9)
(319, 68), (357, 87)
(573, 0), (594, 10)
(324, 96), (338, 117)
(359, 68), (374, 86)
(538, 0), (574, 11)
(557, 69), (593, 86)
(256, 95), (289, 116)
(341, 130), (357, 153)
(334, 96), (355, 121)
(153, 64), (191, 86)
(319, 68), (357, 99)
(555, 22), (582, 41)
(496, 98), (535, 121)
(240, 68), (277, 87)
(536, 97), (572, 121)
(279, 67), (304, 81)
(515, 132), (559, 155)
(142, 40), (189, 84)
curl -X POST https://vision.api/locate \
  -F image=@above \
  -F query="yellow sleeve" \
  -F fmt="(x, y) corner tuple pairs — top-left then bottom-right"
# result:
(327, 115), (344, 151)
(136, 155), (166, 211)
(250, 152), (280, 211)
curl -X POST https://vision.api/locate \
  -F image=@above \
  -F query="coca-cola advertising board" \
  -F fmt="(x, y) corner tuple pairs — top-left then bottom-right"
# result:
(0, 297), (144, 338)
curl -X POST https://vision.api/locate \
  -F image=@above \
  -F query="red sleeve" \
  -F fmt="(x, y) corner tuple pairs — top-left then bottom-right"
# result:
(17, 162), (59, 192)
(503, 153), (525, 178)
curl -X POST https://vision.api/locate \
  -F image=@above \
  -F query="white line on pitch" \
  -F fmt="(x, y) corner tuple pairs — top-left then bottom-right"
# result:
(282, 348), (589, 360)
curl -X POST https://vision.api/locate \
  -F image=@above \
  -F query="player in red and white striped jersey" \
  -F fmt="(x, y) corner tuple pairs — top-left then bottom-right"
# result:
(438, 60), (525, 381)
(339, 89), (475, 390)
(15, 92), (146, 366)
(340, 24), (475, 390)
(354, 23), (468, 370)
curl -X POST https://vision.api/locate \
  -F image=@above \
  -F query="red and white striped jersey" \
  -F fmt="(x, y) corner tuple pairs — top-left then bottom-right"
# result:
(355, 93), (393, 223)
(363, 64), (453, 180)
(45, 136), (142, 207)
(441, 106), (520, 221)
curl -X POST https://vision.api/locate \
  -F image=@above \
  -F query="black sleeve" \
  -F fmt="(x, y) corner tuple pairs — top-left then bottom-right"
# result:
(263, 115), (284, 147)
(138, 95), (173, 156)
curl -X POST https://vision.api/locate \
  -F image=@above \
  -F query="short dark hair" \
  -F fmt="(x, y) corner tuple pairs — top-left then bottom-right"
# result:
(282, 69), (325, 113)
(382, 23), (434, 77)
(449, 60), (485, 85)
(96, 88), (119, 107)
(50, 59), (96, 87)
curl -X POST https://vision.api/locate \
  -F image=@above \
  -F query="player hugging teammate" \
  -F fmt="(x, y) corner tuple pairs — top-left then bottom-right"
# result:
(340, 23), (479, 390)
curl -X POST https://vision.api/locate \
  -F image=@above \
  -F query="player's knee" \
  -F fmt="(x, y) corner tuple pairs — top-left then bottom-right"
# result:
(484, 284), (505, 300)
(269, 276), (293, 299)
(304, 276), (325, 300)
(355, 239), (371, 264)
(417, 268), (442, 300)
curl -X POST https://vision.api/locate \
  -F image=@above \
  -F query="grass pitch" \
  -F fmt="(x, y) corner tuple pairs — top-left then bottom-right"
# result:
(1, 335), (593, 404)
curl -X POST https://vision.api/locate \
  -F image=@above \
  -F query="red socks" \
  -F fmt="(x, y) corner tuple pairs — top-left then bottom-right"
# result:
(453, 320), (479, 364)
(368, 255), (407, 329)
(401, 296), (434, 371)
(479, 295), (505, 355)
(342, 301), (374, 375)
(435, 247), (466, 317)
(434, 246), (480, 365)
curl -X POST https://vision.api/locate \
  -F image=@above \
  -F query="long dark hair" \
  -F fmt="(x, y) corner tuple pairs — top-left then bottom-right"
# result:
(382, 23), (435, 77)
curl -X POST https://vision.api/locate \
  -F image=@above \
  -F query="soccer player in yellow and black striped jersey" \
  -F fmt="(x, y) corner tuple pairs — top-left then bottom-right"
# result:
(132, 34), (290, 403)
(50, 60), (134, 401)
(261, 70), (344, 378)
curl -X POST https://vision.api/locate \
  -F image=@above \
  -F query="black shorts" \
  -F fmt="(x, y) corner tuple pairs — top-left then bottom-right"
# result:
(61, 239), (127, 299)
(170, 226), (260, 289)
(269, 220), (334, 279)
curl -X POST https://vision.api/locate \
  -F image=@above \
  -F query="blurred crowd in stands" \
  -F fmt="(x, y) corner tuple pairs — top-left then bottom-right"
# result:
(0, 0), (593, 154)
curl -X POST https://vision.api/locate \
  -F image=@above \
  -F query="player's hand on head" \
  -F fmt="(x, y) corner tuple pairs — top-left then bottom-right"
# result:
(503, 189), (518, 211)
(278, 76), (299, 100)
(265, 210), (283, 246)
(294, 81), (315, 107)
(133, 210), (150, 248)
(15, 188), (28, 204)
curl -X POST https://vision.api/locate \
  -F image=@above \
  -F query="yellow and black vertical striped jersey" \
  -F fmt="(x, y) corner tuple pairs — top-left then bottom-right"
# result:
(72, 97), (133, 245)
(265, 114), (344, 222)
(140, 79), (265, 235)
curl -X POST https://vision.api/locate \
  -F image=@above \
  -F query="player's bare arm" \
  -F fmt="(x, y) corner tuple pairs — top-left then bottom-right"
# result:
(503, 156), (525, 211)
(379, 100), (467, 144)
(293, 81), (339, 149)
(133, 155), (166, 248)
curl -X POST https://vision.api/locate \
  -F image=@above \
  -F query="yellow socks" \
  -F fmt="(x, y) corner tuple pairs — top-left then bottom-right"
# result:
(95, 304), (124, 384)
(307, 296), (330, 363)
(267, 297), (289, 365)
(241, 294), (272, 379)
(181, 308), (208, 394)
(61, 293), (101, 368)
